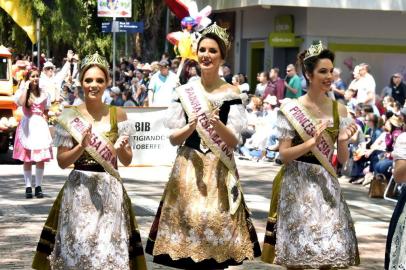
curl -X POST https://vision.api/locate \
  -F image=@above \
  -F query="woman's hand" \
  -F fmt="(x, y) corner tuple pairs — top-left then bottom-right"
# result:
(114, 135), (130, 150)
(188, 113), (198, 130)
(80, 125), (92, 148)
(338, 122), (358, 142)
(310, 120), (329, 147)
(209, 107), (221, 129)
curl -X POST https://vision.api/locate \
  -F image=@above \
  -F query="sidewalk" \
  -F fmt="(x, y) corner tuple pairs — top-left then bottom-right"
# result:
(0, 153), (395, 269)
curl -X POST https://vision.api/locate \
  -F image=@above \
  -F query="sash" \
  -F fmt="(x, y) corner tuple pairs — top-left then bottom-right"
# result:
(57, 107), (120, 180)
(280, 99), (337, 177)
(176, 80), (242, 215)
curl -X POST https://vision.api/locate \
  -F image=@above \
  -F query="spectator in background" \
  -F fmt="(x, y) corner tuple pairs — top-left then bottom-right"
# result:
(141, 63), (152, 87)
(232, 74), (240, 88)
(345, 89), (358, 111)
(255, 71), (269, 98)
(71, 86), (84, 106)
(188, 66), (200, 82)
(102, 86), (113, 105)
(357, 63), (379, 115)
(122, 90), (137, 107)
(383, 96), (396, 113)
(222, 65), (233, 84)
(263, 67), (285, 104)
(390, 73), (406, 106)
(134, 84), (148, 106)
(381, 74), (395, 98)
(170, 58), (180, 74)
(148, 60), (178, 106)
(284, 64), (302, 99)
(332, 67), (347, 103)
(238, 73), (250, 94)
(110, 86), (124, 106)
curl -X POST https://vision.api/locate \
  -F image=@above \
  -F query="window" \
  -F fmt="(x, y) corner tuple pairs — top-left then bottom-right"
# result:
(0, 58), (8, 80)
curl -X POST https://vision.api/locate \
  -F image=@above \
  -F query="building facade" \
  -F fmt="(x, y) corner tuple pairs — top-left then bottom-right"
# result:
(195, 0), (406, 93)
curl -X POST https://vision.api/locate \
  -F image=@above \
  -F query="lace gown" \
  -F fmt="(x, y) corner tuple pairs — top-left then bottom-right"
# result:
(385, 133), (406, 269)
(262, 101), (360, 268)
(32, 106), (147, 270)
(146, 89), (261, 269)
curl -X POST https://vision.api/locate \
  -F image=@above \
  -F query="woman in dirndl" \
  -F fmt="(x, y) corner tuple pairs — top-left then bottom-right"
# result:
(146, 23), (261, 269)
(261, 42), (360, 269)
(32, 52), (147, 270)
(13, 67), (53, 199)
(385, 132), (406, 269)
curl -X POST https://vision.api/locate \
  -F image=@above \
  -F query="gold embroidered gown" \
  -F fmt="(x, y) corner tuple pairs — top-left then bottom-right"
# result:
(146, 90), (261, 269)
(32, 106), (147, 270)
(262, 101), (360, 268)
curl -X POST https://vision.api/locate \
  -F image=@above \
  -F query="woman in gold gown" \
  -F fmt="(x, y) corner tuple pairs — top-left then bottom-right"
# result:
(146, 23), (261, 269)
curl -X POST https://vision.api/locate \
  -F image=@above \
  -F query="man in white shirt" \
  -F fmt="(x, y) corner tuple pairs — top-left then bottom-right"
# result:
(356, 63), (379, 114)
(148, 60), (178, 107)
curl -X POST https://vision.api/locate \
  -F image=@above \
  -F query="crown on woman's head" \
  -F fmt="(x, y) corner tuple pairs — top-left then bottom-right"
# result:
(80, 52), (109, 70)
(304, 41), (324, 60)
(201, 22), (230, 48)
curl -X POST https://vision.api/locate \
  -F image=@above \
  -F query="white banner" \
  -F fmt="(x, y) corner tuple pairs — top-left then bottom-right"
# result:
(97, 0), (132, 18)
(123, 107), (177, 166)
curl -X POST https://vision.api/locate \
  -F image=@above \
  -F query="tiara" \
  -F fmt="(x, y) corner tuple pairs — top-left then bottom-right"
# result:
(201, 22), (230, 48)
(80, 52), (109, 70)
(304, 41), (324, 60)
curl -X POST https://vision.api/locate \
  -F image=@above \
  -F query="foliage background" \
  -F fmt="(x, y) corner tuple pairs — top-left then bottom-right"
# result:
(0, 0), (170, 64)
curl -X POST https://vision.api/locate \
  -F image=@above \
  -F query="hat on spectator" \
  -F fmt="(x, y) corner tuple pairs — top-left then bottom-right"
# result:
(43, 61), (55, 70)
(263, 95), (277, 106)
(111, 86), (121, 95)
(158, 60), (169, 67)
(389, 115), (403, 128)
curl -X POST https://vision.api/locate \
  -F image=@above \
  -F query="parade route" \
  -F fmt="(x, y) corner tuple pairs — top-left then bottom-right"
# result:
(0, 151), (395, 269)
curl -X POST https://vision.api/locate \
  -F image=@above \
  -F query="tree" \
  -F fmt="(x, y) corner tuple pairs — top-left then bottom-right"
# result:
(1, 0), (168, 63)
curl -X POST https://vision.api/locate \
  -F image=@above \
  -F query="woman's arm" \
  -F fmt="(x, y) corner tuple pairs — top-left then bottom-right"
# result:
(169, 115), (197, 146)
(336, 103), (357, 164)
(116, 107), (132, 166)
(278, 116), (329, 164)
(57, 144), (86, 169)
(17, 87), (28, 107)
(278, 137), (316, 164)
(212, 118), (239, 148)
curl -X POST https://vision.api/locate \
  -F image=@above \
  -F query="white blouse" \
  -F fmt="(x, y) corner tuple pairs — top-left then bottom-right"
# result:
(164, 89), (248, 141)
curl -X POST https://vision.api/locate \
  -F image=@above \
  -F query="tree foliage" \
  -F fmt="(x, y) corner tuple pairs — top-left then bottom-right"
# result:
(1, 0), (168, 63)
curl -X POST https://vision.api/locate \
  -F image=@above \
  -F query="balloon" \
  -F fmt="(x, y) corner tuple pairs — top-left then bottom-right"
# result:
(165, 0), (188, 19)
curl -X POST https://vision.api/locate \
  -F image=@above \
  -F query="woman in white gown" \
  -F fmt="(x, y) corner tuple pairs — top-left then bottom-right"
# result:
(261, 42), (360, 269)
(32, 53), (147, 270)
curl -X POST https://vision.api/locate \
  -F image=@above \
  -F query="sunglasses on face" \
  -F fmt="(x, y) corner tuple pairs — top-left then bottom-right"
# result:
(286, 69), (292, 72)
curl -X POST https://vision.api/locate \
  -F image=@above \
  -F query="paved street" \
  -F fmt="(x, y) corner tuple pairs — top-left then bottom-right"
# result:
(0, 149), (396, 269)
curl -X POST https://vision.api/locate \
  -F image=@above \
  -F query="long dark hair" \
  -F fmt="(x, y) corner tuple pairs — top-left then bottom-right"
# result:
(25, 68), (41, 108)
(297, 48), (335, 86)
